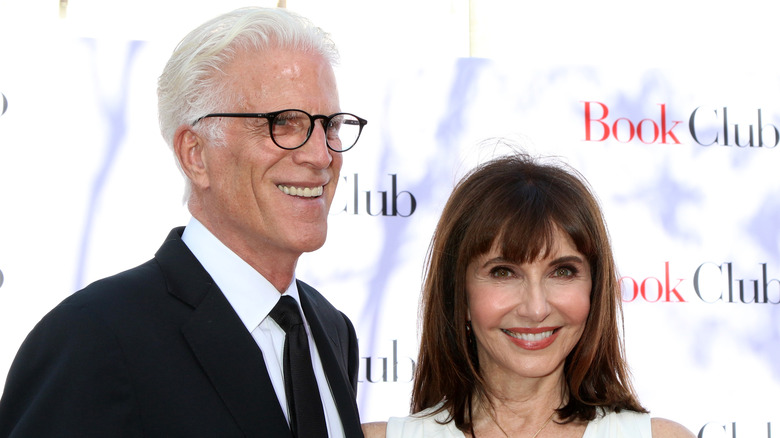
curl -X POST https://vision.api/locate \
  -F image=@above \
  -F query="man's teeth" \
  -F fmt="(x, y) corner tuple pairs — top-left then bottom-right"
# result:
(277, 185), (323, 198)
(502, 329), (554, 342)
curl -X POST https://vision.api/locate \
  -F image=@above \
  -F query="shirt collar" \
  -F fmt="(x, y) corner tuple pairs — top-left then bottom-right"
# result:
(181, 217), (300, 332)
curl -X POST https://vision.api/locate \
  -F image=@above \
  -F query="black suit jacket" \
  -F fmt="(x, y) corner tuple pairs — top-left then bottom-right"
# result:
(0, 227), (363, 437)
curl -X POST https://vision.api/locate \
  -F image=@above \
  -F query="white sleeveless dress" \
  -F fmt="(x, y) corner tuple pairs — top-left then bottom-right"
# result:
(386, 404), (652, 438)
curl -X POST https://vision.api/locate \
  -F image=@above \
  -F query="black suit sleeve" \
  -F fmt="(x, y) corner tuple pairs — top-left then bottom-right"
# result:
(341, 311), (360, 393)
(0, 302), (143, 438)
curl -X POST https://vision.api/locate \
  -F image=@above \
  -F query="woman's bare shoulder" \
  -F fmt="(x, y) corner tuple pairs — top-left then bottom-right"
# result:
(651, 417), (696, 438)
(362, 421), (388, 438)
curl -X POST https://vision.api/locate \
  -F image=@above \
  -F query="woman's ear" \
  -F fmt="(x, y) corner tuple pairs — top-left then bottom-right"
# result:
(173, 125), (209, 190)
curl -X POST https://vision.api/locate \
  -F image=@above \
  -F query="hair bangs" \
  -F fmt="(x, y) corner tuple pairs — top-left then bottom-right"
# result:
(464, 178), (563, 266)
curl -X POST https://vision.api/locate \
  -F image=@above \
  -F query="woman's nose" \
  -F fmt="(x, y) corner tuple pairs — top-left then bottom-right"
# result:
(515, 282), (551, 322)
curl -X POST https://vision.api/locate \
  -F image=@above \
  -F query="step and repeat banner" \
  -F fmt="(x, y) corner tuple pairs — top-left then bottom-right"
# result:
(1, 2), (778, 436)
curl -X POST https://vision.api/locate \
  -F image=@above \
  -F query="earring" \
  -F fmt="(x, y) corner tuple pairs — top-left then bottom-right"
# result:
(465, 320), (473, 344)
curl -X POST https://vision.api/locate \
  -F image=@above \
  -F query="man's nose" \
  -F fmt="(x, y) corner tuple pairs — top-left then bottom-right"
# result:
(293, 122), (333, 168)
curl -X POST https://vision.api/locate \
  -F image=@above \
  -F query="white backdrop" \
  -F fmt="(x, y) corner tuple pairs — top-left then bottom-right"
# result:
(1, 1), (779, 436)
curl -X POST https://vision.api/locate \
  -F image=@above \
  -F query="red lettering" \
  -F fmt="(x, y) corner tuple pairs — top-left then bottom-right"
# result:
(664, 261), (686, 302)
(620, 262), (686, 303)
(620, 276), (639, 302)
(582, 101), (682, 144)
(637, 119), (659, 144)
(612, 118), (635, 143)
(641, 277), (663, 302)
(583, 101), (609, 141)
(659, 104), (682, 144)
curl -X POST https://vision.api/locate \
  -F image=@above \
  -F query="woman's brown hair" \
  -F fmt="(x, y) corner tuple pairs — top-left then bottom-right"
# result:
(411, 151), (646, 431)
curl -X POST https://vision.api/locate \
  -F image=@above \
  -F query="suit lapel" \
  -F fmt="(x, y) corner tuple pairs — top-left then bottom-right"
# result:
(156, 228), (292, 438)
(299, 282), (363, 438)
(182, 287), (292, 438)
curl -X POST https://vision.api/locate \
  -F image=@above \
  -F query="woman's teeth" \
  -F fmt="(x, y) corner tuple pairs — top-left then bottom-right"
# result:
(502, 329), (554, 342)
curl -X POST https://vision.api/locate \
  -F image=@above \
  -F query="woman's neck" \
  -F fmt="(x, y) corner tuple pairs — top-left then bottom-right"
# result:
(469, 372), (566, 437)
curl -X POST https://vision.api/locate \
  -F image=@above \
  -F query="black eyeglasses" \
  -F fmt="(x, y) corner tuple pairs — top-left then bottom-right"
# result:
(192, 109), (367, 152)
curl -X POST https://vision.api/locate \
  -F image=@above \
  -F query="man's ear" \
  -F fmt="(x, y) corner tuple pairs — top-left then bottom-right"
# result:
(173, 125), (209, 190)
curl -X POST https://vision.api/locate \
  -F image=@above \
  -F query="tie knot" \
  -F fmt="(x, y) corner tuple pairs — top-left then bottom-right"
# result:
(269, 295), (304, 333)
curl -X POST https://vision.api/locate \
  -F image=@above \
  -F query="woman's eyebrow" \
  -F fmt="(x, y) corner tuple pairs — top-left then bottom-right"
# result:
(547, 255), (585, 266)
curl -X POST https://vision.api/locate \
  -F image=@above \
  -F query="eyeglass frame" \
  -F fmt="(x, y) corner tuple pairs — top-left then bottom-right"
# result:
(191, 109), (367, 152)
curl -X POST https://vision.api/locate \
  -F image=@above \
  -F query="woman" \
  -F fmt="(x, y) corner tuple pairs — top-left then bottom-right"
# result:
(363, 152), (693, 437)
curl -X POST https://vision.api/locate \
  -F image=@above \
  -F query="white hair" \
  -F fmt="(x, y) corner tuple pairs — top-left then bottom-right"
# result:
(157, 7), (339, 201)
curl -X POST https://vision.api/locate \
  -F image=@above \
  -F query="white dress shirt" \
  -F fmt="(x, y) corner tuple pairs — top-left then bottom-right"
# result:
(182, 217), (345, 438)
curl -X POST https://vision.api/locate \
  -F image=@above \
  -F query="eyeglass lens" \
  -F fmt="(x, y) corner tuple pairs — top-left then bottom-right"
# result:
(271, 110), (362, 151)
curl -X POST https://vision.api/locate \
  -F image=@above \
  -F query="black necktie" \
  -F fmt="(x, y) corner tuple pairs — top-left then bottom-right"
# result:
(269, 296), (328, 438)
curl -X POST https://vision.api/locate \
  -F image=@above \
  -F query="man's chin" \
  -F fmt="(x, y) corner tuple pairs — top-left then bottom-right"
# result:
(293, 231), (328, 254)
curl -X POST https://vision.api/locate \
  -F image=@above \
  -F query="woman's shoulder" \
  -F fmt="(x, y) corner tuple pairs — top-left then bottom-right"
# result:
(650, 417), (696, 438)
(585, 410), (694, 438)
(585, 409), (653, 437)
(362, 421), (388, 438)
(364, 404), (465, 438)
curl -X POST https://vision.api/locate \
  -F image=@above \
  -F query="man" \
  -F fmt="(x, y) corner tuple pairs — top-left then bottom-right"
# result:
(0, 7), (366, 437)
